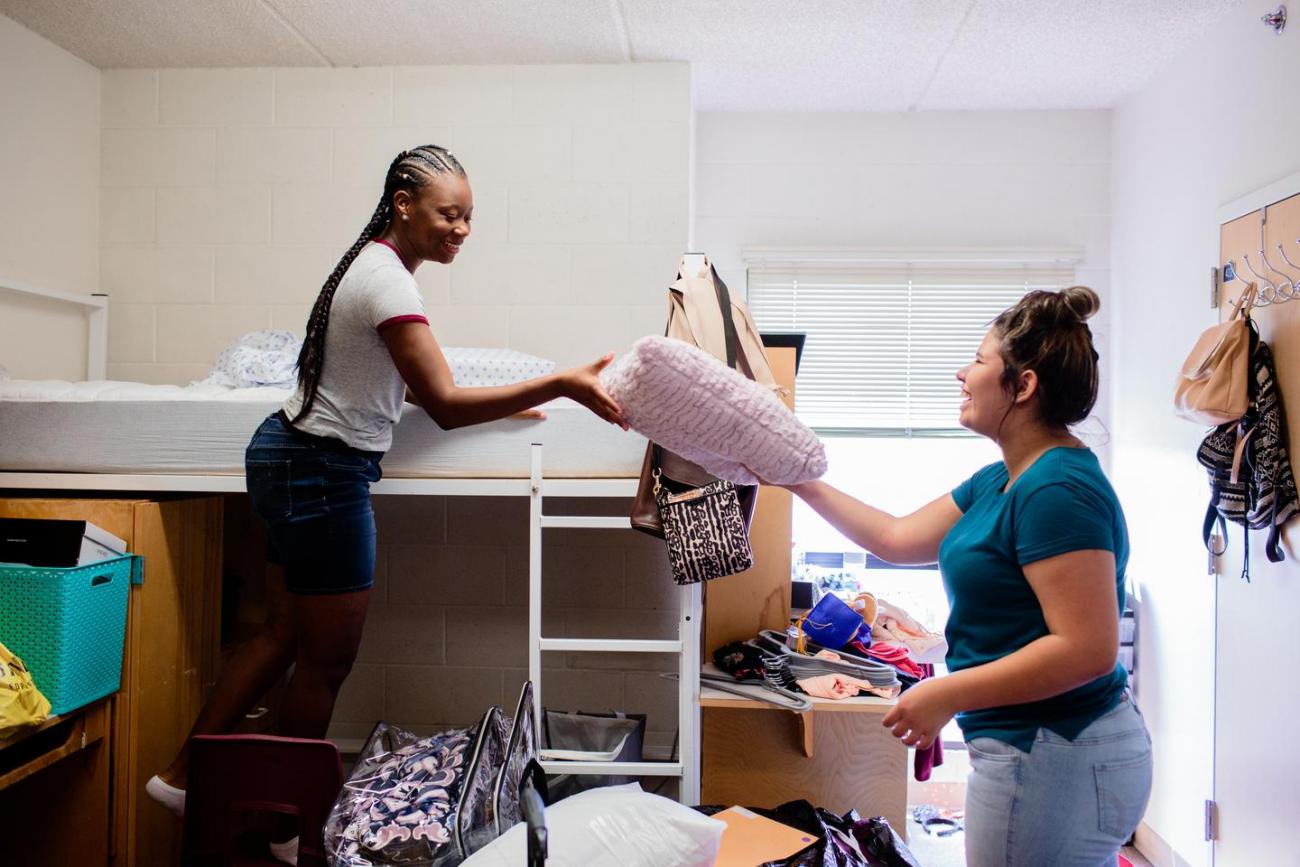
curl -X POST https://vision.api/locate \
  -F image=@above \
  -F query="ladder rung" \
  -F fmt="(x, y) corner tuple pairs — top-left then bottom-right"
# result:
(540, 515), (629, 529)
(540, 638), (682, 653)
(540, 760), (683, 777)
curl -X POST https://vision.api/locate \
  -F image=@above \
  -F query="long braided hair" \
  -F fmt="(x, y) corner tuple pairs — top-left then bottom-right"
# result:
(291, 145), (465, 424)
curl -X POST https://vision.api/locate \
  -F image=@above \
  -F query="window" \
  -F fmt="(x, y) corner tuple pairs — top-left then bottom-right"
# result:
(747, 249), (1080, 434)
(749, 248), (1079, 741)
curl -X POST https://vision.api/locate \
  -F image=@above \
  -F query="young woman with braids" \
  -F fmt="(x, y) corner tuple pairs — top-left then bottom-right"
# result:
(146, 146), (626, 860)
(775, 287), (1152, 866)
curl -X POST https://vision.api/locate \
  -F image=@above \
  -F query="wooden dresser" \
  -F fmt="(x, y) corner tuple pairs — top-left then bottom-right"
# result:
(0, 495), (223, 867)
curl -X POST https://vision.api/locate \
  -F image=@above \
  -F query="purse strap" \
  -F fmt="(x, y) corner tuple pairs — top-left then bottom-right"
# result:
(1230, 282), (1258, 320)
(709, 264), (741, 372)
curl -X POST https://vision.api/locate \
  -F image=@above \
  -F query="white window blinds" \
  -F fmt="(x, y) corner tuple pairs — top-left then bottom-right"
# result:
(746, 253), (1078, 433)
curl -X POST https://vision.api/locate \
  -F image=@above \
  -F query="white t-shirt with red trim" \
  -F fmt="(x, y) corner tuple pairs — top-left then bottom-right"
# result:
(282, 240), (427, 451)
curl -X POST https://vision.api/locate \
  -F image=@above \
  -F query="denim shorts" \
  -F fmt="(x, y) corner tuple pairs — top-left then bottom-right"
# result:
(245, 411), (383, 595)
(963, 695), (1153, 867)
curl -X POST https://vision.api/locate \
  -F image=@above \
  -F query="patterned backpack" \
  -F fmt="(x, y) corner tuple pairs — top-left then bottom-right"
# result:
(1198, 323), (1299, 580)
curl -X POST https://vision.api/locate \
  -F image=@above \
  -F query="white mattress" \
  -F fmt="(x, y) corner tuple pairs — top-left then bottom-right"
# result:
(0, 380), (645, 478)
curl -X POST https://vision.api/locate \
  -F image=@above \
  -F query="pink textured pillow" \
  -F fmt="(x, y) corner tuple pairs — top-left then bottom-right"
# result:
(601, 336), (826, 486)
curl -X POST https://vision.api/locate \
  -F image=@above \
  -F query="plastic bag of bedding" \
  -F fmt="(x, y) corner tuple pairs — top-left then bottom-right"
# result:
(326, 683), (537, 866)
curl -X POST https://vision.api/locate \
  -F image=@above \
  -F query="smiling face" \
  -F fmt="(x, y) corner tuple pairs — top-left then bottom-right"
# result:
(956, 330), (1020, 439)
(394, 173), (473, 264)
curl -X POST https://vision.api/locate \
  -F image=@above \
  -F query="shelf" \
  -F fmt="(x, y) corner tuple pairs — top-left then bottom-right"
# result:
(0, 698), (110, 791)
(699, 664), (895, 714)
(540, 760), (683, 777)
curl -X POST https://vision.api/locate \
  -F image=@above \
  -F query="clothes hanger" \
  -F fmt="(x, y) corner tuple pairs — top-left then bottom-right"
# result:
(679, 251), (710, 279)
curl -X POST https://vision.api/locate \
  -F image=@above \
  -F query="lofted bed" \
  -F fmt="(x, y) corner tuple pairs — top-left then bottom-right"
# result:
(0, 278), (702, 804)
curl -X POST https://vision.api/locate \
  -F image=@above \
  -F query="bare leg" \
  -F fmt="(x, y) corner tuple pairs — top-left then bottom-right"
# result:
(159, 564), (297, 787)
(277, 588), (371, 739)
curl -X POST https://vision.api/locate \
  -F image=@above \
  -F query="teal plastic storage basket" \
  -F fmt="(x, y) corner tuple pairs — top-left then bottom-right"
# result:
(0, 554), (141, 716)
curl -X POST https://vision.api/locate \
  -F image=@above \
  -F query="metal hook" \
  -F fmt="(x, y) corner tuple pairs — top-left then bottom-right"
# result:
(1277, 242), (1300, 273)
(1226, 259), (1247, 284)
(1267, 243), (1300, 304)
(1240, 253), (1277, 292)
(1259, 247), (1296, 292)
(1240, 254), (1280, 305)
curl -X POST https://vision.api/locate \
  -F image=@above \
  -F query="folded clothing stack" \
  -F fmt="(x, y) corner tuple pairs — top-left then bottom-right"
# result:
(753, 630), (900, 689)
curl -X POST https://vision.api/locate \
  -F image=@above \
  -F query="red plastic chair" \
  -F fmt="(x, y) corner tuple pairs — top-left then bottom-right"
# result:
(182, 734), (344, 867)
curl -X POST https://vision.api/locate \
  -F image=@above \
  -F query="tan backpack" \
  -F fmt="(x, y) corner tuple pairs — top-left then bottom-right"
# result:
(1174, 283), (1256, 425)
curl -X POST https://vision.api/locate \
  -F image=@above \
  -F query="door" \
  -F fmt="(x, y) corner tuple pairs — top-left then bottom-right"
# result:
(1213, 191), (1300, 864)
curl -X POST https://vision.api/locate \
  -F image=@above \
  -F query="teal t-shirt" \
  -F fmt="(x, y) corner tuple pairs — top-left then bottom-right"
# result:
(938, 446), (1129, 751)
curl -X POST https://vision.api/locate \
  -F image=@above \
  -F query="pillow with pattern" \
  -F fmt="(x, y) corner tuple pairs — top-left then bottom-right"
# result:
(442, 347), (555, 387)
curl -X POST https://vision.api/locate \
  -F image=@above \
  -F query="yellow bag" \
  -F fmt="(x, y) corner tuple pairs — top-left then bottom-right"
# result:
(0, 641), (51, 738)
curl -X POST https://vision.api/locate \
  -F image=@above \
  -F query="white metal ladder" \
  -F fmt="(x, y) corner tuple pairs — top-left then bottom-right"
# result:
(527, 443), (701, 804)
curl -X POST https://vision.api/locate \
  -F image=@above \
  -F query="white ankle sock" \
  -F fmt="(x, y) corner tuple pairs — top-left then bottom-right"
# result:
(269, 836), (299, 866)
(145, 775), (186, 817)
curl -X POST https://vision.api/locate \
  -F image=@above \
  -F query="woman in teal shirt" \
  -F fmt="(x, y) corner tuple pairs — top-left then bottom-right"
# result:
(787, 286), (1151, 866)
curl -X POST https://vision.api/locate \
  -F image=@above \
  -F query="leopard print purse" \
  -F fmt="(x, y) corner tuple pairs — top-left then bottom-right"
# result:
(654, 468), (754, 584)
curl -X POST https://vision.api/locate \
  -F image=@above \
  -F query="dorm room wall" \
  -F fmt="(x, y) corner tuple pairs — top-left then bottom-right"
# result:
(692, 109), (1114, 444)
(94, 63), (692, 753)
(0, 13), (99, 380)
(98, 62), (689, 383)
(1110, 6), (1300, 865)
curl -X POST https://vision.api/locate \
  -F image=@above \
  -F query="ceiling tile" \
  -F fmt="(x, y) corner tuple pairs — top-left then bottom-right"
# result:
(0, 0), (1243, 111)
(621, 0), (973, 111)
(918, 0), (1238, 110)
(270, 0), (629, 66)
(0, 0), (326, 67)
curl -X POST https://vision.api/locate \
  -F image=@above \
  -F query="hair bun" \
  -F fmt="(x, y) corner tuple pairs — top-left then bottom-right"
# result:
(1059, 285), (1100, 323)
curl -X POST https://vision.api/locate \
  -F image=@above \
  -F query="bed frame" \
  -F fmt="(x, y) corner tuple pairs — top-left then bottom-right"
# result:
(0, 277), (108, 380)
(0, 284), (701, 803)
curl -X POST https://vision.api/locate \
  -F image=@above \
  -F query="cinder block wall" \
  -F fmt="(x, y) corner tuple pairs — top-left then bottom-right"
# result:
(97, 61), (693, 748)
(98, 63), (690, 383)
(332, 495), (682, 753)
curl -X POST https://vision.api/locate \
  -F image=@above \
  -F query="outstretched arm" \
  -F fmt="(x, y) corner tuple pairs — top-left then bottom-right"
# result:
(788, 480), (962, 565)
(382, 321), (626, 430)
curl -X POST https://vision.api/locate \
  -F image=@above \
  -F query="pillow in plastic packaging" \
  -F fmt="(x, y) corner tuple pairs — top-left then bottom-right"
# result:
(461, 783), (725, 867)
(600, 336), (826, 486)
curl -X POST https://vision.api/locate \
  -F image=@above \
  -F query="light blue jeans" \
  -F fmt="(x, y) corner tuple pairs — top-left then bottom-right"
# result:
(964, 695), (1153, 867)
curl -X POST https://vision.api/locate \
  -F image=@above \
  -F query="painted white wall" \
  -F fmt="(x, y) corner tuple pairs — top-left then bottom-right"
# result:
(98, 63), (689, 383)
(0, 13), (99, 380)
(694, 110), (1114, 442)
(1111, 6), (1300, 866)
